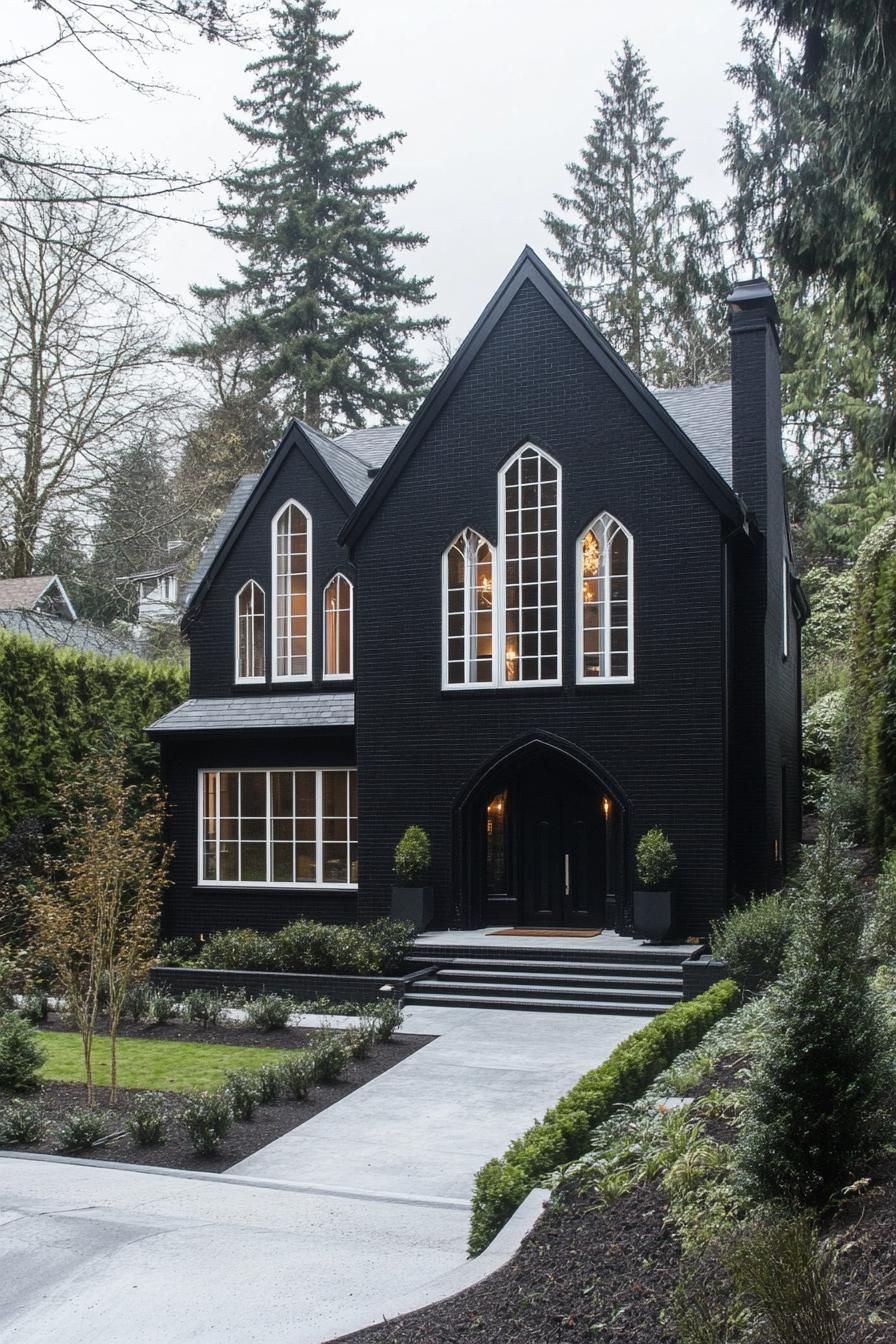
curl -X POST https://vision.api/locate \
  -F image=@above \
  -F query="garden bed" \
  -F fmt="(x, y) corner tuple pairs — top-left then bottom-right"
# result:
(148, 963), (432, 1005)
(1, 1017), (432, 1173)
(338, 1050), (896, 1344)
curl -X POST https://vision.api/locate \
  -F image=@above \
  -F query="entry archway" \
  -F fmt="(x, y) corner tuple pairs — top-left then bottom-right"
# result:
(456, 734), (628, 929)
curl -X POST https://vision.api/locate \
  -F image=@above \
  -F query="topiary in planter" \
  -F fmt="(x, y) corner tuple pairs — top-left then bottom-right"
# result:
(633, 828), (678, 942)
(391, 826), (434, 932)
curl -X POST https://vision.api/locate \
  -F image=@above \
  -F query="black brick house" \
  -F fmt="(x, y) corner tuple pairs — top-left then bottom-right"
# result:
(149, 248), (807, 938)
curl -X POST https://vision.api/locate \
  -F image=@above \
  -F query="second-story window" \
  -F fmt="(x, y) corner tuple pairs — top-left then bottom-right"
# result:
(236, 580), (265, 682)
(501, 444), (561, 684)
(443, 528), (495, 686)
(577, 513), (633, 682)
(324, 573), (353, 678)
(273, 500), (311, 680)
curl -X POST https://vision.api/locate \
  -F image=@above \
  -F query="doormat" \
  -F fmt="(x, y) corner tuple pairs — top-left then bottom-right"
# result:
(489, 928), (603, 938)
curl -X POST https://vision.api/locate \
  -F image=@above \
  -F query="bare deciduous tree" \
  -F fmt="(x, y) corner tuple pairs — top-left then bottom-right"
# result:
(0, 158), (172, 576)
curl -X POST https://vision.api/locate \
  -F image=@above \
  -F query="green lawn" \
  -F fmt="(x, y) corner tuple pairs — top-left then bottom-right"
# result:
(38, 1031), (292, 1093)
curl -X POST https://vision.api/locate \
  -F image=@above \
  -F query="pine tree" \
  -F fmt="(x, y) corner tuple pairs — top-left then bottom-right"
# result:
(86, 435), (174, 624)
(543, 40), (729, 387)
(179, 1), (444, 432)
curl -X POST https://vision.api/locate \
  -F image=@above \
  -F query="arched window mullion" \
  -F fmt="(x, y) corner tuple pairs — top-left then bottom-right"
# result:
(499, 443), (561, 686)
(324, 572), (353, 680)
(235, 580), (266, 683)
(271, 499), (312, 682)
(577, 512), (633, 684)
(443, 528), (496, 688)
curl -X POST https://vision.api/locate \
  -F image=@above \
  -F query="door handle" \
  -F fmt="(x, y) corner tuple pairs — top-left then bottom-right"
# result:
(564, 852), (570, 896)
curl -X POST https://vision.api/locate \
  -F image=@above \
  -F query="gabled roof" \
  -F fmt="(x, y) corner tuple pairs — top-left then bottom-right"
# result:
(0, 574), (76, 621)
(0, 609), (140, 658)
(339, 247), (745, 547)
(147, 693), (354, 734)
(652, 382), (732, 485)
(183, 420), (362, 614)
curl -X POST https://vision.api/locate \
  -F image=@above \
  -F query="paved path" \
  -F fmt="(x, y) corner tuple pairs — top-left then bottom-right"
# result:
(0, 1005), (648, 1344)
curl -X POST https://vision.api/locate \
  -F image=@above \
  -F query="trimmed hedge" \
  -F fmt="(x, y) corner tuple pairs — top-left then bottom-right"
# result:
(467, 979), (739, 1255)
(196, 917), (415, 976)
(0, 631), (187, 838)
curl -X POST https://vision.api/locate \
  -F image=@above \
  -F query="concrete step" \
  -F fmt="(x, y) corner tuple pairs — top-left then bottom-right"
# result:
(413, 957), (684, 982)
(404, 990), (666, 1016)
(415, 976), (682, 1005)
(410, 943), (695, 968)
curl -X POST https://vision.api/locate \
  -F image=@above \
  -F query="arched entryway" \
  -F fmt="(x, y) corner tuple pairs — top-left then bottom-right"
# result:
(456, 735), (627, 930)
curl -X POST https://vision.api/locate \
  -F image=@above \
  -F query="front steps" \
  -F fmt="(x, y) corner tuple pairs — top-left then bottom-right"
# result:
(403, 944), (690, 1016)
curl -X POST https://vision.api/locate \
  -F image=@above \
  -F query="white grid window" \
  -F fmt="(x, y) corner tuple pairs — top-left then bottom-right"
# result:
(579, 513), (632, 681)
(236, 581), (265, 682)
(501, 446), (560, 684)
(324, 573), (353, 678)
(444, 529), (495, 686)
(200, 768), (357, 887)
(273, 501), (310, 679)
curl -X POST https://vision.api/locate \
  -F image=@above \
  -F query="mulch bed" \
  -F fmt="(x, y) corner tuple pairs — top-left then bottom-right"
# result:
(2, 1015), (432, 1173)
(338, 1052), (896, 1344)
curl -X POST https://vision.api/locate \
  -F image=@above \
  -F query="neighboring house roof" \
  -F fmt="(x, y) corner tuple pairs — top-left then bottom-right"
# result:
(0, 574), (77, 621)
(339, 247), (745, 547)
(119, 563), (179, 583)
(0, 609), (141, 658)
(147, 693), (355, 734)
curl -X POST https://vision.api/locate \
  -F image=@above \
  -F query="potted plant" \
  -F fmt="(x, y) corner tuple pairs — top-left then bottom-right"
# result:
(390, 825), (434, 932)
(633, 828), (677, 943)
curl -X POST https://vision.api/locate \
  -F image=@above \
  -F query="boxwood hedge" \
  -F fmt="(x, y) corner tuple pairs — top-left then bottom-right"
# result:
(467, 978), (739, 1255)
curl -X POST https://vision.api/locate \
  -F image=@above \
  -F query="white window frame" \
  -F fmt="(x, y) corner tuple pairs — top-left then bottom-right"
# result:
(442, 529), (497, 689)
(576, 513), (634, 685)
(323, 572), (354, 680)
(271, 498), (313, 683)
(497, 442), (562, 688)
(197, 767), (358, 889)
(234, 580), (266, 684)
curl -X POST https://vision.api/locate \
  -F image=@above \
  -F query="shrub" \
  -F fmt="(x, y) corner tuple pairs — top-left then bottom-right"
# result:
(253, 1063), (283, 1104)
(309, 1029), (351, 1082)
(181, 1091), (232, 1156)
(367, 1000), (404, 1042)
(224, 1070), (262, 1120)
(156, 937), (197, 967)
(865, 848), (896, 961)
(123, 982), (152, 1023)
(0, 1011), (46, 1091)
(56, 1108), (112, 1152)
(277, 1051), (316, 1101)
(393, 826), (431, 882)
(851, 517), (896, 850)
(196, 928), (276, 972)
(802, 689), (849, 809)
(0, 953), (17, 1009)
(184, 989), (228, 1028)
(635, 828), (677, 888)
(343, 1022), (376, 1059)
(17, 992), (49, 1025)
(467, 978), (739, 1255)
(0, 1098), (46, 1144)
(147, 990), (178, 1025)
(737, 813), (896, 1205)
(364, 918), (415, 974)
(710, 890), (795, 993)
(245, 994), (293, 1031)
(126, 1099), (167, 1147)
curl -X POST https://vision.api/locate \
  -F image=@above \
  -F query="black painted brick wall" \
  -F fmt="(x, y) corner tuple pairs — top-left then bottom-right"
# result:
(350, 280), (730, 935)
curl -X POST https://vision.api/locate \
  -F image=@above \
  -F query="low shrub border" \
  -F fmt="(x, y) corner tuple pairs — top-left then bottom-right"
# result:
(467, 978), (739, 1255)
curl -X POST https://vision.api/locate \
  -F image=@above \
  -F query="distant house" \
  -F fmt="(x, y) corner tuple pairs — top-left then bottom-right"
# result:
(0, 574), (139, 658)
(120, 542), (185, 629)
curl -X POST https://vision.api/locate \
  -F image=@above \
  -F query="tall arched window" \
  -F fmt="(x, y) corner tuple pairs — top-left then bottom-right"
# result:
(272, 500), (311, 680)
(500, 444), (561, 684)
(578, 513), (633, 682)
(324, 573), (353, 678)
(443, 529), (495, 686)
(235, 581), (265, 682)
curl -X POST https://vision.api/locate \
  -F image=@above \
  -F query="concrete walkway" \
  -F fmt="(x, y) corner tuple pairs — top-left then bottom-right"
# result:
(0, 1004), (648, 1343)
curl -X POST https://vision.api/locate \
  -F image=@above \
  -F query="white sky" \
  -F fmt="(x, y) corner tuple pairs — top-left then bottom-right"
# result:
(11, 0), (747, 347)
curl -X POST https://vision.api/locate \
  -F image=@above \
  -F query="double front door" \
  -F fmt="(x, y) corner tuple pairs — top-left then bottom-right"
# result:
(514, 773), (606, 927)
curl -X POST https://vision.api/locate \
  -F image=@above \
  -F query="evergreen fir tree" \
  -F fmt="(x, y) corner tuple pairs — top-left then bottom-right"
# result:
(179, 1), (444, 432)
(86, 435), (174, 624)
(543, 40), (729, 387)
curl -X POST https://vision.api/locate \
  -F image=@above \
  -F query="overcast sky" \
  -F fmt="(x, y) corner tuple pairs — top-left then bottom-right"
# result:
(13, 0), (747, 347)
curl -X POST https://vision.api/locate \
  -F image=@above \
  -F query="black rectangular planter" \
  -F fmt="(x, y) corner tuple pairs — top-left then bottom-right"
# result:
(148, 963), (433, 1005)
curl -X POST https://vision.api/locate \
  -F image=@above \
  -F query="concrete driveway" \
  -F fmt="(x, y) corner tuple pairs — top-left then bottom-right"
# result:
(0, 1004), (647, 1343)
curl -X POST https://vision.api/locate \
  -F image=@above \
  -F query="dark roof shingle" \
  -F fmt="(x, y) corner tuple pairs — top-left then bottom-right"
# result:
(147, 693), (355, 734)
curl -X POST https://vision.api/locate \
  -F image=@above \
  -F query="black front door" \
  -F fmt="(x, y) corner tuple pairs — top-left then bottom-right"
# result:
(516, 772), (605, 926)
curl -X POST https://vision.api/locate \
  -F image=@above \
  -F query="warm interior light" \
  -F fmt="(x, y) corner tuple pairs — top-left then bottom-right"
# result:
(602, 795), (611, 820)
(583, 530), (600, 578)
(505, 640), (518, 680)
